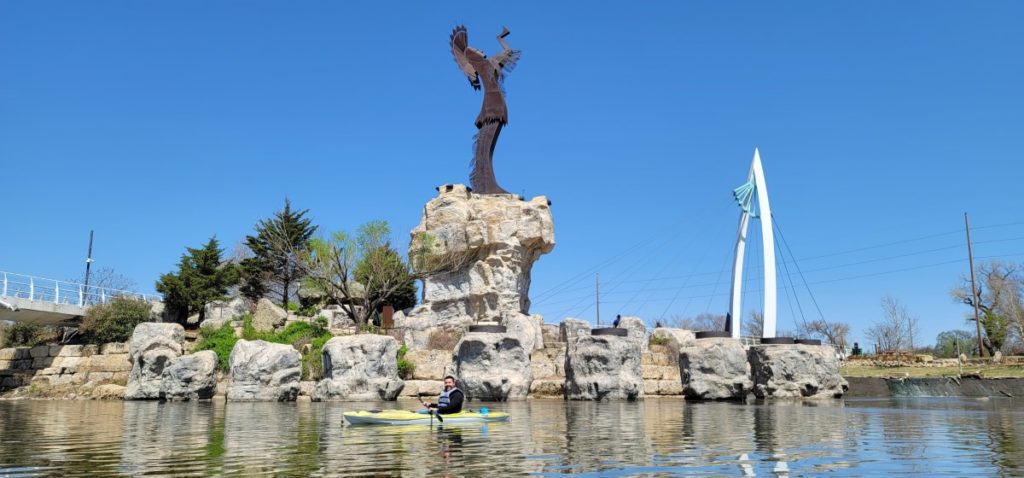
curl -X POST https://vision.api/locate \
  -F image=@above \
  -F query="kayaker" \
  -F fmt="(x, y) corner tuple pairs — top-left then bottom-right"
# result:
(422, 375), (464, 415)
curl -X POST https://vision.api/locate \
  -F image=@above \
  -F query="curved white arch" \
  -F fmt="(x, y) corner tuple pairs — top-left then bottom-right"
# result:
(728, 148), (776, 338)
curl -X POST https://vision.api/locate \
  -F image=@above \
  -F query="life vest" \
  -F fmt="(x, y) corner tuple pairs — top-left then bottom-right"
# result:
(438, 387), (461, 407)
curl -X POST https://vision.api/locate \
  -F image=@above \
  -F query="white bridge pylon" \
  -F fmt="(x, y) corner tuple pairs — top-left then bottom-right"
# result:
(728, 148), (777, 339)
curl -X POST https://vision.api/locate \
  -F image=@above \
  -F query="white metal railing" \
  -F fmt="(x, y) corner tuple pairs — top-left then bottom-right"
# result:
(0, 271), (160, 307)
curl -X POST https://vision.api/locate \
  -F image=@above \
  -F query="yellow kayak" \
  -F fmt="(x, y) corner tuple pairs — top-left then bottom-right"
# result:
(343, 409), (510, 426)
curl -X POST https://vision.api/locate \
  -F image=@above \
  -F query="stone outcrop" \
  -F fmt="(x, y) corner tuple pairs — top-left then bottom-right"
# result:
(529, 343), (566, 398)
(564, 333), (643, 401)
(202, 297), (251, 330)
(252, 298), (288, 332)
(125, 323), (185, 400)
(227, 340), (301, 401)
(404, 349), (452, 381)
(401, 184), (554, 349)
(748, 344), (848, 399)
(159, 350), (218, 400)
(559, 318), (591, 342)
(679, 338), (752, 400)
(650, 328), (696, 350)
(453, 330), (532, 400)
(505, 314), (544, 352)
(311, 335), (404, 401)
(618, 316), (648, 351)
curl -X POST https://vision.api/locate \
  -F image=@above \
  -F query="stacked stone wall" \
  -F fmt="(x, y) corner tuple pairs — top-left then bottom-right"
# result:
(0, 343), (131, 398)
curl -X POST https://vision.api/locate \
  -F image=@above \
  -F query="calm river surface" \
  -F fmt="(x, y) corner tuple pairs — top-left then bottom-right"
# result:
(1, 397), (1022, 477)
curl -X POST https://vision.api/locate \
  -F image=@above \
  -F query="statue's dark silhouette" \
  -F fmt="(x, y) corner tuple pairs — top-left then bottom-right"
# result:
(450, 25), (520, 195)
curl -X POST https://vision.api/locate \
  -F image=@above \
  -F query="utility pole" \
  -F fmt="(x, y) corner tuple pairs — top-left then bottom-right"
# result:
(595, 273), (601, 326)
(964, 213), (986, 357)
(83, 231), (95, 305)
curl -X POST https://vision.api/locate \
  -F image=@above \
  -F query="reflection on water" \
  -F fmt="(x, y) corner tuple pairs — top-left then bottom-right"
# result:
(1, 397), (1022, 476)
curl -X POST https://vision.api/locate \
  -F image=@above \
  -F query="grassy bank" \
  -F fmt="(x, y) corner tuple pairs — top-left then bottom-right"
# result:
(841, 363), (1024, 378)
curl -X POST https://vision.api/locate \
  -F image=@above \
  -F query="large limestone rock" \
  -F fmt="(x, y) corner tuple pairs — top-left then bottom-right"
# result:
(159, 350), (218, 400)
(402, 184), (555, 348)
(651, 328), (696, 350)
(618, 316), (648, 351)
(679, 338), (752, 400)
(452, 331), (532, 401)
(311, 335), (404, 401)
(564, 334), (643, 401)
(252, 298), (288, 332)
(559, 318), (591, 342)
(202, 297), (251, 330)
(227, 340), (301, 401)
(125, 323), (185, 400)
(504, 314), (544, 352)
(405, 349), (452, 380)
(748, 344), (849, 399)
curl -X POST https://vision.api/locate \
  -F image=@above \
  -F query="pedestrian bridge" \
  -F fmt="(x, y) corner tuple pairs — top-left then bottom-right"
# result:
(0, 271), (160, 326)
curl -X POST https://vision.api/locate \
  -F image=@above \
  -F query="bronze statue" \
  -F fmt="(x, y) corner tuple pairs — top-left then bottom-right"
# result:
(450, 25), (520, 195)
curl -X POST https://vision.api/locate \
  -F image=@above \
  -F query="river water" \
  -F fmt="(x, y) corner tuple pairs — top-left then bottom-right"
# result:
(1, 397), (1021, 477)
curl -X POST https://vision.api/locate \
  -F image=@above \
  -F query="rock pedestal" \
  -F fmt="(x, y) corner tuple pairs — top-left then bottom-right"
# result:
(400, 184), (555, 350)
(125, 323), (185, 400)
(679, 337), (751, 400)
(618, 316), (648, 351)
(226, 340), (301, 401)
(748, 344), (849, 399)
(452, 331), (532, 401)
(159, 350), (218, 400)
(564, 334), (643, 401)
(311, 335), (404, 401)
(559, 318), (591, 342)
(201, 297), (251, 330)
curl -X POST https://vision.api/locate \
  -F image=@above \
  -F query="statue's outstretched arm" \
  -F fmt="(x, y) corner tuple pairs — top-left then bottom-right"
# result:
(492, 27), (520, 73)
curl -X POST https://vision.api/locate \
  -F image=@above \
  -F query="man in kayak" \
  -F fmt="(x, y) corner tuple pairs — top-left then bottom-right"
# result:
(422, 375), (465, 415)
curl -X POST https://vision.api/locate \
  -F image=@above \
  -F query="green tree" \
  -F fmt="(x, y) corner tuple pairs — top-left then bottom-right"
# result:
(246, 199), (317, 308)
(1, 322), (43, 347)
(355, 244), (417, 312)
(156, 236), (238, 324)
(79, 297), (153, 344)
(935, 329), (975, 358)
(237, 256), (271, 303)
(952, 260), (1021, 355)
(298, 221), (418, 327)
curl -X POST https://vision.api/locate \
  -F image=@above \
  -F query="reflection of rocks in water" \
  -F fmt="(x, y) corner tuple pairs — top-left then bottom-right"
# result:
(751, 401), (851, 474)
(562, 401), (650, 471)
(119, 401), (214, 475)
(0, 401), (127, 474)
(641, 398), (686, 452)
(986, 413), (1024, 474)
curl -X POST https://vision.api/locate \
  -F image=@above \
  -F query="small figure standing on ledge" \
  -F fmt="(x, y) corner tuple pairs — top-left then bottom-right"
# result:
(450, 25), (521, 194)
(613, 314), (621, 328)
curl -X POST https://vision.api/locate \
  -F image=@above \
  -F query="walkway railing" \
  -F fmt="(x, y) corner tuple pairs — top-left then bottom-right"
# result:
(0, 271), (160, 307)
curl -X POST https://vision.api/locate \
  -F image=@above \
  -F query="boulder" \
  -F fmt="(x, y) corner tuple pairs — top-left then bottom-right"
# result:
(252, 298), (288, 332)
(618, 316), (648, 351)
(202, 297), (251, 329)
(651, 328), (696, 350)
(541, 324), (561, 344)
(226, 340), (301, 401)
(399, 314), (471, 351)
(679, 337), (751, 400)
(564, 333), (643, 401)
(452, 331), (532, 401)
(559, 318), (591, 342)
(159, 350), (219, 400)
(504, 313), (544, 352)
(403, 184), (554, 330)
(91, 384), (126, 400)
(311, 335), (404, 401)
(125, 323), (185, 400)
(748, 344), (848, 399)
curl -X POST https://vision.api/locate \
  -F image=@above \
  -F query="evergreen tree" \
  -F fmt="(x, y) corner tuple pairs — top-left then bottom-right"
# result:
(246, 199), (318, 307)
(156, 236), (238, 324)
(237, 256), (271, 303)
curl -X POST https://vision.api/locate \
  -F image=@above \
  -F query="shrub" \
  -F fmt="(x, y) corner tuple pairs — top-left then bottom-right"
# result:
(79, 297), (153, 344)
(195, 323), (239, 370)
(2, 322), (44, 348)
(297, 305), (318, 317)
(396, 344), (415, 379)
(649, 335), (670, 346)
(426, 329), (462, 351)
(302, 335), (332, 381)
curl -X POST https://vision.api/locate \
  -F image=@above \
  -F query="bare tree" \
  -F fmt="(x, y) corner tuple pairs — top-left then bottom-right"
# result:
(796, 319), (851, 351)
(951, 260), (1023, 355)
(742, 311), (764, 337)
(867, 296), (918, 354)
(665, 313), (726, 331)
(72, 267), (137, 292)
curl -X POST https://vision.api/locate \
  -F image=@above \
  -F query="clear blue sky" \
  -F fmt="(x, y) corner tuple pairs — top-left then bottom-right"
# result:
(2, 2), (1022, 348)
